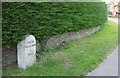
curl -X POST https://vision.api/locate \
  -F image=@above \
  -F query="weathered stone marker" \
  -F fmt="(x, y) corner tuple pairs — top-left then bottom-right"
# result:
(17, 35), (36, 69)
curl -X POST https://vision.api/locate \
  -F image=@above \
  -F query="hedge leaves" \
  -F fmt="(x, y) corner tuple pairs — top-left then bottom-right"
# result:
(2, 2), (107, 48)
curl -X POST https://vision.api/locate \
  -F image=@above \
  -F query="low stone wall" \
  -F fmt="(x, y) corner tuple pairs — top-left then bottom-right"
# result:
(45, 26), (101, 49)
(2, 45), (17, 69)
(2, 26), (101, 68)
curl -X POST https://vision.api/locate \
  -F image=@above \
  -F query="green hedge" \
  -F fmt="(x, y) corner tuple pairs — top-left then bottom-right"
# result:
(2, 2), (107, 48)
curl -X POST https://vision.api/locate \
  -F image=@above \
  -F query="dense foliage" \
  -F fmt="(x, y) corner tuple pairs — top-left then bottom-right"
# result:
(2, 2), (107, 48)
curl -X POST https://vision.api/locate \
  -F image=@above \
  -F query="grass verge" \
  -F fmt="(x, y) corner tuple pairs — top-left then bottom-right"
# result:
(3, 21), (118, 76)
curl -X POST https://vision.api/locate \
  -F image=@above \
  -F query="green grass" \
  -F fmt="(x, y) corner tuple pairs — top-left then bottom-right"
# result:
(3, 21), (118, 76)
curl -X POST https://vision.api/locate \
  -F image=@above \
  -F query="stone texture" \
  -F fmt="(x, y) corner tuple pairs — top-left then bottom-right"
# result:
(17, 35), (36, 69)
(36, 40), (41, 52)
(2, 45), (17, 69)
(45, 26), (101, 49)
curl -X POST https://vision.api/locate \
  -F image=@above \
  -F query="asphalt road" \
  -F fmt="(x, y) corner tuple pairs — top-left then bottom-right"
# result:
(108, 18), (119, 25)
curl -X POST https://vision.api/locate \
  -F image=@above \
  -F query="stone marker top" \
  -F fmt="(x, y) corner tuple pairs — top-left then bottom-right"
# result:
(18, 35), (36, 46)
(24, 35), (36, 47)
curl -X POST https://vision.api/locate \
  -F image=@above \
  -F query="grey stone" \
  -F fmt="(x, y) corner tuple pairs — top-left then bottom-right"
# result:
(45, 26), (101, 49)
(17, 35), (36, 69)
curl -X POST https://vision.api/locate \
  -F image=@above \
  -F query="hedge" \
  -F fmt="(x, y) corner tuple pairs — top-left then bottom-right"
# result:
(2, 2), (107, 48)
